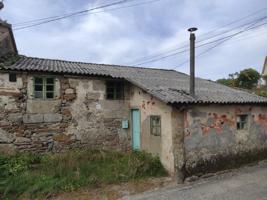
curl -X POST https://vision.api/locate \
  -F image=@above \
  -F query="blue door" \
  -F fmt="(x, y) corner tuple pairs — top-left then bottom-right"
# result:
(131, 109), (140, 150)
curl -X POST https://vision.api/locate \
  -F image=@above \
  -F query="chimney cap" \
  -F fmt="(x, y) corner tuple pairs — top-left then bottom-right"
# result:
(188, 27), (198, 32)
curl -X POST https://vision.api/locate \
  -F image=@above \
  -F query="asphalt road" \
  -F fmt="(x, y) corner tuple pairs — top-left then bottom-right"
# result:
(122, 161), (267, 200)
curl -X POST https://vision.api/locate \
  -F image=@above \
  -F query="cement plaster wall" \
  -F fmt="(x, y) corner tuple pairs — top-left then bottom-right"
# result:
(129, 86), (176, 174)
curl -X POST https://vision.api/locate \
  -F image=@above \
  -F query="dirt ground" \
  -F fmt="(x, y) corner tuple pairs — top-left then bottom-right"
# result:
(51, 177), (175, 200)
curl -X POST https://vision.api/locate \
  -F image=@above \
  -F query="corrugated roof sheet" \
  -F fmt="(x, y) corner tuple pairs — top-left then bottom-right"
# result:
(5, 56), (267, 104)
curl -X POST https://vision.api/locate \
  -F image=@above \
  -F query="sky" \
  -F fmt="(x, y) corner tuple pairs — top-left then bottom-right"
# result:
(0, 0), (266, 80)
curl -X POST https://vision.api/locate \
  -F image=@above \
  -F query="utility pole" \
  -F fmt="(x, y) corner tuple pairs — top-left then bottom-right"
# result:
(188, 27), (197, 97)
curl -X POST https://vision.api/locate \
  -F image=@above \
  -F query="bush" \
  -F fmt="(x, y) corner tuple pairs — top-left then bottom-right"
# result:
(0, 150), (167, 199)
(237, 68), (261, 89)
(256, 90), (267, 97)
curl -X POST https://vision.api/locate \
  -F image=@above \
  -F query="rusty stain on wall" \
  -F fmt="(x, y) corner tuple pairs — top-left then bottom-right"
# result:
(256, 114), (267, 132)
(183, 105), (267, 176)
(200, 113), (235, 135)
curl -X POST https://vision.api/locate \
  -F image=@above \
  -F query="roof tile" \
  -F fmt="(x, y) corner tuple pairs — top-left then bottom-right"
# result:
(6, 56), (267, 104)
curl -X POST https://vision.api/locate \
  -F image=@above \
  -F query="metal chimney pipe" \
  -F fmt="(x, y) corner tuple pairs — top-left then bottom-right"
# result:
(188, 27), (197, 97)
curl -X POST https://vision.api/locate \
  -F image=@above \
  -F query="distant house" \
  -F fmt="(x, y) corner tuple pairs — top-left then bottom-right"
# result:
(1, 21), (267, 179)
(0, 19), (17, 56)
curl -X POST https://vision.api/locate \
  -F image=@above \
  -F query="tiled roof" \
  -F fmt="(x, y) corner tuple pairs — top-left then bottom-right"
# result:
(5, 56), (267, 104)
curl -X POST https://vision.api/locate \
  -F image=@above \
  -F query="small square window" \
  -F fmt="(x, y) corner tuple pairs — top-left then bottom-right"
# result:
(106, 81), (124, 100)
(150, 115), (161, 136)
(236, 114), (248, 130)
(33, 77), (55, 100)
(9, 73), (17, 82)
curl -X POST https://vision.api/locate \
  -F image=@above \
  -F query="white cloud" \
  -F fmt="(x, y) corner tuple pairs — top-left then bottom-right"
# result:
(1, 0), (266, 80)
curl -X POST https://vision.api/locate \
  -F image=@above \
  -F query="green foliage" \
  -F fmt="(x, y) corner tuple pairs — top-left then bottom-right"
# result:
(0, 150), (167, 199)
(216, 72), (239, 87)
(254, 86), (267, 97)
(217, 78), (235, 87)
(236, 68), (261, 89)
(217, 68), (261, 90)
(256, 90), (267, 97)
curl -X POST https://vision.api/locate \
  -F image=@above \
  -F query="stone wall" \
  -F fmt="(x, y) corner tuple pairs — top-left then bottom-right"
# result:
(0, 24), (17, 56)
(2, 70), (267, 177)
(0, 72), (131, 154)
(183, 105), (267, 175)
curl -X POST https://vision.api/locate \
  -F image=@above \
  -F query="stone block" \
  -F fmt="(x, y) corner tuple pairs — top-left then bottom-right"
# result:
(26, 99), (61, 114)
(8, 113), (23, 123)
(43, 114), (62, 123)
(0, 120), (9, 126)
(86, 93), (101, 100)
(63, 93), (76, 101)
(0, 129), (15, 143)
(14, 137), (31, 144)
(92, 80), (105, 91)
(23, 114), (43, 123)
(65, 88), (75, 94)
(53, 134), (72, 143)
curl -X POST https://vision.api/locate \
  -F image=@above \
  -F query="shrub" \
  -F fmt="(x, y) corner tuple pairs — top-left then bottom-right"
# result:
(0, 150), (167, 199)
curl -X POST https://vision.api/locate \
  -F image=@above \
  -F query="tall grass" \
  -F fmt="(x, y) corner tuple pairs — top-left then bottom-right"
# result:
(0, 150), (167, 199)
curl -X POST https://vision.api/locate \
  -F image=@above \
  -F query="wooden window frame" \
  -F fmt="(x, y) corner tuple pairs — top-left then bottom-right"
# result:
(33, 76), (55, 100)
(106, 81), (124, 100)
(236, 114), (249, 130)
(150, 115), (161, 136)
(9, 73), (17, 82)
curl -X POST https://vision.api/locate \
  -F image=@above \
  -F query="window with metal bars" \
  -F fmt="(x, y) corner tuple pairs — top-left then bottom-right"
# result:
(236, 114), (248, 130)
(106, 81), (124, 100)
(34, 77), (55, 99)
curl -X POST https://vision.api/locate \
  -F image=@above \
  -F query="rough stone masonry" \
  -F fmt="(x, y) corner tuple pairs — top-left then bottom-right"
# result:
(0, 72), (131, 154)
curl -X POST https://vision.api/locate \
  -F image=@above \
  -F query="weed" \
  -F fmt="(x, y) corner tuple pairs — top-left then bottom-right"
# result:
(0, 150), (167, 199)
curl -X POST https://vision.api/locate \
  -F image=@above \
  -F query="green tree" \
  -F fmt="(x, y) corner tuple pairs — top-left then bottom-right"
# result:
(236, 68), (261, 89)
(216, 72), (239, 87)
(217, 78), (232, 86)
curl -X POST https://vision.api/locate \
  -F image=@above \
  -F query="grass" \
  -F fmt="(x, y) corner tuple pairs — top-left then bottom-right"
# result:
(0, 150), (167, 199)
(253, 86), (267, 97)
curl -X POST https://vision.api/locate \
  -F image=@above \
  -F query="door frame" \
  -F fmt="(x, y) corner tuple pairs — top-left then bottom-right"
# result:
(131, 108), (141, 150)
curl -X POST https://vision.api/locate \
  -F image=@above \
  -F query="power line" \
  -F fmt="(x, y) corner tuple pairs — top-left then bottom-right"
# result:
(13, 0), (137, 26)
(196, 7), (267, 41)
(13, 0), (161, 30)
(128, 8), (267, 65)
(172, 19), (267, 70)
(134, 16), (267, 65)
(131, 16), (267, 66)
(222, 29), (267, 44)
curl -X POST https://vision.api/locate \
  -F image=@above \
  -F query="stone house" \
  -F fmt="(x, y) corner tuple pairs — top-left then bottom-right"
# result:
(1, 21), (267, 179)
(1, 55), (267, 178)
(0, 20), (17, 56)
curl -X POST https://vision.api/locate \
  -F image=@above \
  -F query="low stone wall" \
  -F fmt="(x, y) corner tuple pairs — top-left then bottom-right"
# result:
(183, 105), (267, 176)
(0, 72), (131, 154)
